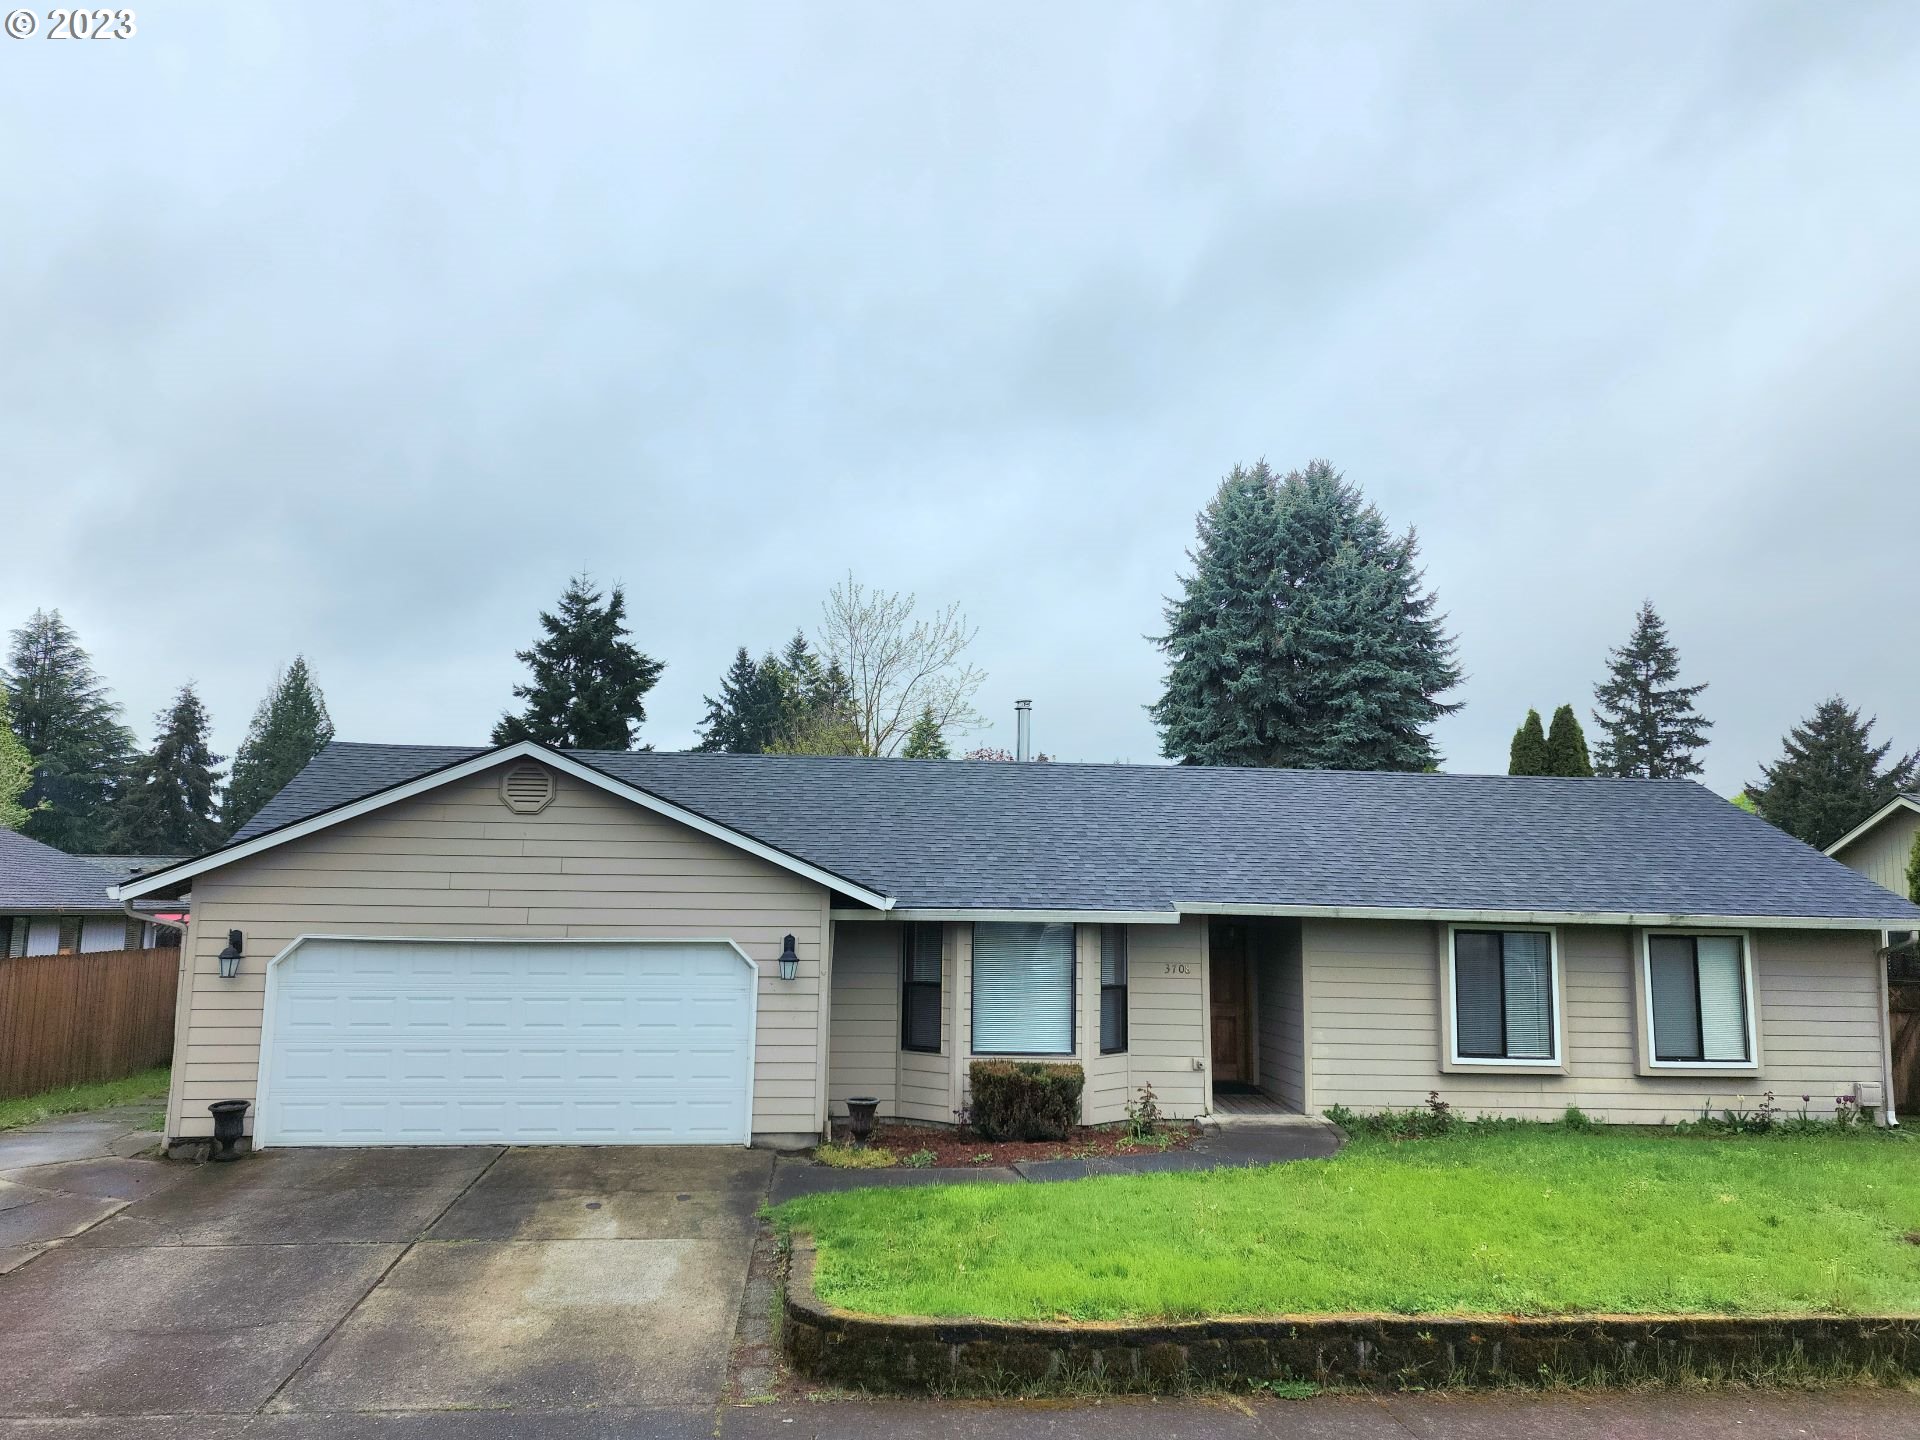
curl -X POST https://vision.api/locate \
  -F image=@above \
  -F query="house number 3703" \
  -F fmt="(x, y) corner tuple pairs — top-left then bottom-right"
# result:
(1163, 962), (1191, 975)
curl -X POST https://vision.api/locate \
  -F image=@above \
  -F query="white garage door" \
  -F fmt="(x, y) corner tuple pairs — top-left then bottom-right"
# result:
(258, 938), (755, 1147)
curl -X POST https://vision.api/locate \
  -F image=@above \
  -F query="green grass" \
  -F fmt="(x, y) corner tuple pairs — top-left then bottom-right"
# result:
(776, 1128), (1920, 1322)
(0, 1066), (171, 1132)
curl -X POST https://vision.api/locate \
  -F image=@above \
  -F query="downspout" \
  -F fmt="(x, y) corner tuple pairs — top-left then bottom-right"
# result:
(1878, 933), (1899, 1128)
(122, 902), (186, 941)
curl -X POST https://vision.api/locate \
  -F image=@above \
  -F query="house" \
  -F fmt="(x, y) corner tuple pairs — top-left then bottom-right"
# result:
(113, 740), (1920, 1150)
(1827, 794), (1918, 919)
(0, 828), (186, 957)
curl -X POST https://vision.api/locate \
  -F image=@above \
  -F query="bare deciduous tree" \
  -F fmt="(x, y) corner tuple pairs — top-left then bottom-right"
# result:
(816, 574), (987, 757)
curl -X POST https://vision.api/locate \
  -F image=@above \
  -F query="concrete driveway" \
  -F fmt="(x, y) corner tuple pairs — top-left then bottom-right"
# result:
(0, 1136), (771, 1433)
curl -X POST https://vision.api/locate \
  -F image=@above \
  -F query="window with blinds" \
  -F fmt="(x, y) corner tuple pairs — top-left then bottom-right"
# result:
(1099, 925), (1128, 1054)
(900, 922), (943, 1054)
(1647, 934), (1751, 1064)
(971, 922), (1075, 1055)
(1451, 929), (1557, 1062)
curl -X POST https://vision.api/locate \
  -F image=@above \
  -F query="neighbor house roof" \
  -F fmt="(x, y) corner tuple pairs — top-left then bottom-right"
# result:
(119, 740), (1920, 929)
(0, 828), (167, 914)
(81, 855), (187, 883)
(1823, 793), (1920, 860)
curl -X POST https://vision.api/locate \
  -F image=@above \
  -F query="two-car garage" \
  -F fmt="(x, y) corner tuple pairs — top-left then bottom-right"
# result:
(255, 937), (757, 1148)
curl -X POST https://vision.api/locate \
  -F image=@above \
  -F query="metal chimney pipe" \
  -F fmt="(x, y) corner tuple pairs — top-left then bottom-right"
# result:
(1015, 699), (1032, 762)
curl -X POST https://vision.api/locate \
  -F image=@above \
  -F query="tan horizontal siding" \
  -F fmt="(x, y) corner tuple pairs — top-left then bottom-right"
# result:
(168, 764), (829, 1140)
(1831, 810), (1920, 898)
(1305, 919), (1887, 1124)
(828, 921), (899, 1117)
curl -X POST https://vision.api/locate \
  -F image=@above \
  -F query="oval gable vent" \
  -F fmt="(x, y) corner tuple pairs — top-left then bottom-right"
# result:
(500, 761), (555, 815)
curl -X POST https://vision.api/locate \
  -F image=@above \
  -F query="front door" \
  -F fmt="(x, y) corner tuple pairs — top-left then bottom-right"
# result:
(1209, 922), (1250, 1084)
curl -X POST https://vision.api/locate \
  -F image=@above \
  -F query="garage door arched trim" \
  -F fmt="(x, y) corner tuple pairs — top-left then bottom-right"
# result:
(253, 934), (760, 1150)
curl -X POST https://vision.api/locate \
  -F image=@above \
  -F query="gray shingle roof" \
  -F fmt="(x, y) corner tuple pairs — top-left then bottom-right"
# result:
(0, 829), (141, 913)
(217, 742), (1920, 924)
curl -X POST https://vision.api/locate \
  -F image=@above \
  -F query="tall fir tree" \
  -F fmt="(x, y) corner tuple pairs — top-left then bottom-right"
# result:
(109, 683), (225, 854)
(695, 647), (785, 754)
(901, 706), (951, 759)
(0, 687), (36, 830)
(1747, 698), (1917, 850)
(1590, 602), (1711, 778)
(1151, 460), (1462, 770)
(1908, 829), (1920, 908)
(1543, 704), (1594, 778)
(493, 576), (664, 750)
(1508, 709), (1549, 775)
(223, 657), (335, 835)
(3, 609), (136, 850)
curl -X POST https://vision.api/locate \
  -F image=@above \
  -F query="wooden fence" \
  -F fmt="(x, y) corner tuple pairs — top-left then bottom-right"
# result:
(0, 947), (180, 1100)
(1892, 983), (1920, 1118)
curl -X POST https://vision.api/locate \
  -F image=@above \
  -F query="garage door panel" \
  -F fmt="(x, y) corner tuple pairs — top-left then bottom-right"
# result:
(261, 940), (754, 1146)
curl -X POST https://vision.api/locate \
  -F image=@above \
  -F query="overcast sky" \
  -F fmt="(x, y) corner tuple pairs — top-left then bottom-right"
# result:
(4, 4), (1918, 796)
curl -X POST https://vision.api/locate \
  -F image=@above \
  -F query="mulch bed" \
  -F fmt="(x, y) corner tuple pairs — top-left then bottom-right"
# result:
(826, 1121), (1198, 1168)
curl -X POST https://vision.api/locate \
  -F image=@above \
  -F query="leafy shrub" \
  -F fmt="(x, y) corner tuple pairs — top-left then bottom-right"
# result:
(814, 1142), (896, 1169)
(1324, 1090), (1454, 1139)
(902, 1148), (936, 1168)
(1124, 1082), (1163, 1141)
(968, 1061), (1084, 1141)
(1560, 1106), (1599, 1131)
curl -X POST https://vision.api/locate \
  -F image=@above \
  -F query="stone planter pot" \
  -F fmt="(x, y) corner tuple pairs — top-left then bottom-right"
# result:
(846, 1096), (880, 1148)
(207, 1100), (251, 1162)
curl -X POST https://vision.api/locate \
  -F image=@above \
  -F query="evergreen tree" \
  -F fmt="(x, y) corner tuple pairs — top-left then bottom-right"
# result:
(3, 609), (136, 850)
(1747, 698), (1917, 850)
(1508, 709), (1549, 775)
(1590, 602), (1711, 778)
(0, 687), (37, 830)
(223, 657), (335, 835)
(901, 706), (951, 759)
(695, 647), (785, 754)
(1908, 829), (1920, 908)
(493, 576), (664, 750)
(110, 684), (225, 854)
(1150, 460), (1462, 770)
(1544, 704), (1595, 778)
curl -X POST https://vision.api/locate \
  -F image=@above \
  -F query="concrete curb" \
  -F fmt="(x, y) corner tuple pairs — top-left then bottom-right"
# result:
(782, 1240), (1920, 1393)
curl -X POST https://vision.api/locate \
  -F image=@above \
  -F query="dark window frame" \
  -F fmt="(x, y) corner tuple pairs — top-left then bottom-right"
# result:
(1451, 928), (1557, 1063)
(1648, 933), (1750, 1064)
(1099, 924), (1128, 1054)
(900, 921), (943, 1055)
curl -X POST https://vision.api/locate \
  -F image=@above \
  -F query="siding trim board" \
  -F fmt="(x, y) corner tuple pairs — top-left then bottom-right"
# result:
(118, 740), (894, 911)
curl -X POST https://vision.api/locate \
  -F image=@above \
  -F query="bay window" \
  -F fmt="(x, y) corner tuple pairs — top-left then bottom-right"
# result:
(900, 922), (943, 1054)
(971, 921), (1075, 1055)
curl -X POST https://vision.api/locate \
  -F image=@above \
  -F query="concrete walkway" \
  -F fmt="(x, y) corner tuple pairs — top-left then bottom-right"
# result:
(769, 1118), (1342, 1204)
(0, 1102), (169, 1273)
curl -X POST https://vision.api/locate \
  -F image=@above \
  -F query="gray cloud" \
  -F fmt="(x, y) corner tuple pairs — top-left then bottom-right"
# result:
(4, 2), (1917, 792)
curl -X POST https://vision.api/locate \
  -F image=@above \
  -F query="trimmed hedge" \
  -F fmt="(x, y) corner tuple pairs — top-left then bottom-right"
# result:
(969, 1060), (1084, 1141)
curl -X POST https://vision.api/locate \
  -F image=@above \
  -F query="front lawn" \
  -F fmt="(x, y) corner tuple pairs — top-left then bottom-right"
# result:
(0, 1066), (171, 1131)
(776, 1128), (1920, 1321)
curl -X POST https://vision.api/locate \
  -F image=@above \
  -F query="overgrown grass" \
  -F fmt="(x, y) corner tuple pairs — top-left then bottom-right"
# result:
(0, 1066), (170, 1132)
(776, 1127), (1920, 1322)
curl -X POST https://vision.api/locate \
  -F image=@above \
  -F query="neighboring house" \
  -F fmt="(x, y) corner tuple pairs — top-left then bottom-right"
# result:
(114, 740), (1920, 1150)
(1825, 792), (1920, 972)
(0, 829), (187, 957)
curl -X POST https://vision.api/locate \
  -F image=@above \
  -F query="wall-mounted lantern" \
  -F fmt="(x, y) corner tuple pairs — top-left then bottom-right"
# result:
(217, 930), (244, 979)
(777, 934), (799, 982)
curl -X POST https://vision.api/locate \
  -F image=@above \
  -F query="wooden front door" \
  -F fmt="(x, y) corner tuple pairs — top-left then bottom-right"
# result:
(1210, 922), (1251, 1084)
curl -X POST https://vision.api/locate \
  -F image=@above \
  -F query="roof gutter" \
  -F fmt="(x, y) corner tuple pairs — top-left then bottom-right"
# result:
(838, 902), (1917, 930)
(121, 900), (186, 938)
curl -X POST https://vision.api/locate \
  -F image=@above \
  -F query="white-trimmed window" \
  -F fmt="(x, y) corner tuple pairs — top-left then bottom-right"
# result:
(1643, 932), (1754, 1066)
(971, 922), (1075, 1055)
(1449, 928), (1559, 1064)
